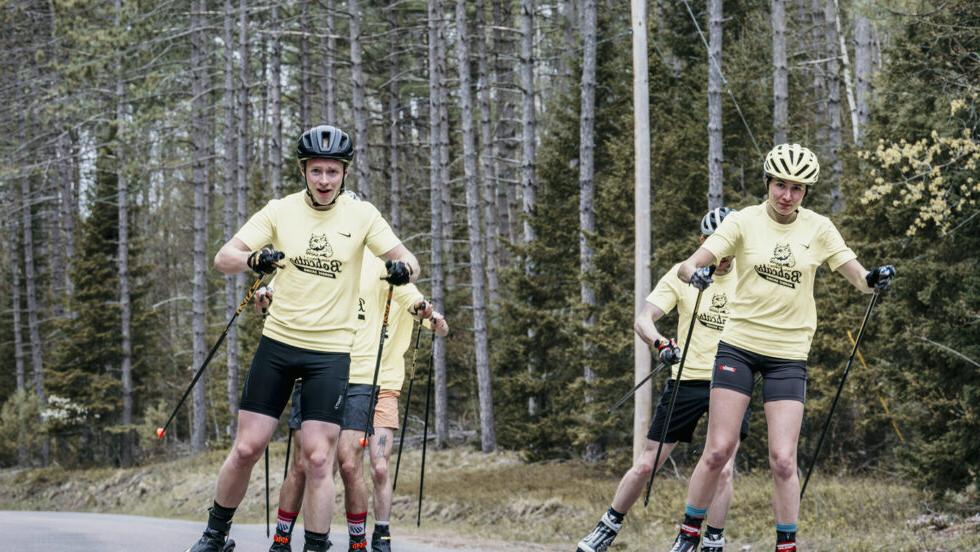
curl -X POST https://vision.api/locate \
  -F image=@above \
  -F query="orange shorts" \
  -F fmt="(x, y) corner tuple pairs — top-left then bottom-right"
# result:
(373, 390), (401, 430)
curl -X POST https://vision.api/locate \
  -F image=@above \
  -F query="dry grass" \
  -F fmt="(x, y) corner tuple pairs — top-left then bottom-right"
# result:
(1, 445), (977, 551)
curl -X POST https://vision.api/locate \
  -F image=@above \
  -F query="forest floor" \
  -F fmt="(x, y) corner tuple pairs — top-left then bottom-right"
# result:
(1, 444), (977, 551)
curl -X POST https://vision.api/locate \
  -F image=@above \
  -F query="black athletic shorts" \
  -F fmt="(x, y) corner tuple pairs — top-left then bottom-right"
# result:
(240, 336), (349, 425)
(341, 384), (379, 435)
(711, 341), (807, 403)
(647, 380), (750, 443)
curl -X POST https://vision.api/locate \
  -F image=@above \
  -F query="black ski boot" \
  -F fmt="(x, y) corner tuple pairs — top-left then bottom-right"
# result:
(348, 535), (368, 552)
(576, 511), (622, 552)
(667, 531), (700, 552)
(185, 528), (236, 552)
(370, 529), (391, 552)
(269, 532), (292, 552)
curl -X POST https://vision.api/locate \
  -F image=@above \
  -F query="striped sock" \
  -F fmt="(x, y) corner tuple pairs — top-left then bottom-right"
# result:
(347, 511), (368, 538)
(274, 509), (298, 544)
(776, 522), (797, 551)
(680, 504), (707, 539)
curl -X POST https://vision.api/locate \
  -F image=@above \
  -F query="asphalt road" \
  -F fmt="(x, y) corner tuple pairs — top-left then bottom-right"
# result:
(0, 511), (469, 551)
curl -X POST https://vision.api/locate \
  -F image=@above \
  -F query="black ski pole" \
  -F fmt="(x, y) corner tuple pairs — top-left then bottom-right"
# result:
(609, 359), (667, 412)
(417, 331), (436, 527)
(393, 323), (424, 492)
(157, 276), (265, 440)
(361, 284), (395, 448)
(265, 446), (270, 537)
(644, 269), (714, 507)
(800, 290), (880, 499)
(283, 428), (293, 479)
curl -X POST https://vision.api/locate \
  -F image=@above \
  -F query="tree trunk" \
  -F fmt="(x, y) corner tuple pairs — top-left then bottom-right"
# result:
(323, 0), (337, 124)
(824, 0), (844, 213)
(299, 0), (311, 128)
(236, 0), (250, 420)
(707, 0), (724, 210)
(349, 0), (372, 200)
(9, 211), (27, 465)
(269, 4), (283, 198)
(492, 0), (517, 252)
(579, 0), (600, 462)
(190, 0), (210, 453)
(475, 0), (499, 306)
(115, 0), (134, 466)
(436, 9), (453, 294)
(222, 0), (241, 440)
(427, 0), (449, 448)
(833, 2), (858, 144)
(810, 0), (828, 153)
(853, 10), (872, 143)
(455, 0), (496, 453)
(771, 0), (789, 144)
(631, 0), (653, 464)
(386, 3), (401, 233)
(520, 0), (538, 417)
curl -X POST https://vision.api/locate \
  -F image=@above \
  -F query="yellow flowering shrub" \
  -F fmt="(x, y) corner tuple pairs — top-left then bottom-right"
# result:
(858, 97), (980, 236)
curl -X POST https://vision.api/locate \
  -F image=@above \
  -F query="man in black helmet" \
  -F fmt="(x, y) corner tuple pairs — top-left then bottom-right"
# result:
(183, 125), (420, 552)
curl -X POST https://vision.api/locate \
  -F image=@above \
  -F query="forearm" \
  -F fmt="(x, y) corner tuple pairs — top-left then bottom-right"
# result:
(633, 316), (664, 349)
(214, 244), (251, 274)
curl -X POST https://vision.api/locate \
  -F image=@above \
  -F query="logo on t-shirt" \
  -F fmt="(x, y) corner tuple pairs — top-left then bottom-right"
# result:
(306, 233), (334, 257)
(755, 243), (803, 288)
(698, 292), (730, 330)
(291, 233), (344, 278)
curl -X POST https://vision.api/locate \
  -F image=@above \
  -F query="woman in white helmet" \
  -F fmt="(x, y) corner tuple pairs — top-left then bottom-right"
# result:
(663, 144), (895, 552)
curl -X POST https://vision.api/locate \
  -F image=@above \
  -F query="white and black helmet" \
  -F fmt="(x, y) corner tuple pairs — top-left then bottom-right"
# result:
(763, 143), (820, 185)
(700, 206), (734, 236)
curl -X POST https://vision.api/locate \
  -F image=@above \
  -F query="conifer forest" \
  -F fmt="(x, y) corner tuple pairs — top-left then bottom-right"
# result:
(0, 0), (977, 505)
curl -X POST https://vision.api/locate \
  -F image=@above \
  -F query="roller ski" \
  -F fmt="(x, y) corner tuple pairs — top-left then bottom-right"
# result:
(184, 528), (236, 552)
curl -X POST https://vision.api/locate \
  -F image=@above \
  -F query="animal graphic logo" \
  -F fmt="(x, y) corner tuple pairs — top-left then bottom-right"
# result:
(770, 243), (796, 268)
(306, 233), (334, 258)
(709, 292), (729, 314)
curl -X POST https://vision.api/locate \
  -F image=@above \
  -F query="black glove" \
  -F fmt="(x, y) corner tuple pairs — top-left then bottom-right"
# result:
(689, 265), (716, 291)
(865, 265), (896, 291)
(384, 260), (412, 286)
(655, 338), (682, 365)
(247, 248), (285, 275)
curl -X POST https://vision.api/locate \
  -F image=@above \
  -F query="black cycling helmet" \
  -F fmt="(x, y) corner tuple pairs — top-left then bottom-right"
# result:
(700, 206), (734, 236)
(297, 125), (354, 164)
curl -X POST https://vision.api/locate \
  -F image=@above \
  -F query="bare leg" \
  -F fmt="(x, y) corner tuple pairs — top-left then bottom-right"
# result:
(705, 441), (740, 528)
(684, 389), (750, 509)
(276, 430), (306, 513)
(765, 400), (804, 525)
(338, 430), (370, 516)
(609, 440), (678, 513)
(299, 420), (342, 533)
(215, 411), (279, 507)
(369, 427), (395, 521)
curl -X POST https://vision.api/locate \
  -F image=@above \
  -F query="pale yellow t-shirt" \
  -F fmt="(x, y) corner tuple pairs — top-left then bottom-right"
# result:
(349, 253), (424, 385)
(701, 203), (856, 360)
(235, 192), (402, 352)
(647, 263), (737, 380)
(378, 299), (424, 391)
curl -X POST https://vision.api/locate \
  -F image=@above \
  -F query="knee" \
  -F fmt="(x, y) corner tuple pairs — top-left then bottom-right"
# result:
(371, 460), (389, 485)
(230, 439), (265, 467)
(630, 459), (654, 479)
(769, 450), (797, 481)
(304, 448), (331, 479)
(703, 442), (737, 472)
(339, 455), (362, 482)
